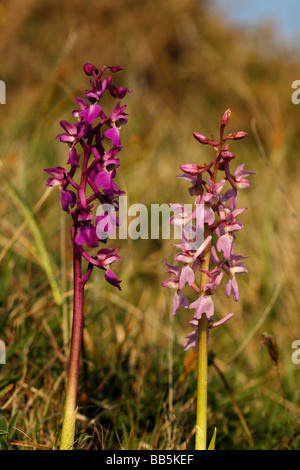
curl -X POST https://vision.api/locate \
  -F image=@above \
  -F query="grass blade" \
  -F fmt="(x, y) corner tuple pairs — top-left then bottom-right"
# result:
(3, 179), (62, 306)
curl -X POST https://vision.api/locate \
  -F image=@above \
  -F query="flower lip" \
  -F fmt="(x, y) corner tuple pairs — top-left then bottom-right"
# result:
(74, 224), (99, 248)
(105, 268), (122, 290)
(61, 189), (76, 214)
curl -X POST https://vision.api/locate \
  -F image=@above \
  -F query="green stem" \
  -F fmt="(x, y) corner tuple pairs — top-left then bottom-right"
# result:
(195, 313), (208, 450)
(60, 243), (84, 450)
(195, 223), (211, 450)
(194, 141), (224, 450)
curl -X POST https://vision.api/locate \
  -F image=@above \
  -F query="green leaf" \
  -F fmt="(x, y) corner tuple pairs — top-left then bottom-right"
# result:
(0, 414), (7, 433)
(208, 427), (217, 450)
(0, 414), (8, 450)
(8, 411), (19, 439)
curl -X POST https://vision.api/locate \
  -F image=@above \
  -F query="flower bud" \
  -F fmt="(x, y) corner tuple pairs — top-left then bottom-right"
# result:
(221, 109), (231, 128)
(193, 132), (209, 144)
(219, 150), (235, 162)
(180, 160), (214, 175)
(83, 63), (99, 76)
(232, 131), (248, 140)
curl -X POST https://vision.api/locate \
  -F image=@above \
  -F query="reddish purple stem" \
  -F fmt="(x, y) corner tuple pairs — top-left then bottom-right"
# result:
(63, 238), (85, 418)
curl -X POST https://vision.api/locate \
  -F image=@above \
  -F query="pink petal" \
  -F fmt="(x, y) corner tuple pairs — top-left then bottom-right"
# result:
(189, 294), (214, 319)
(172, 291), (189, 316)
(216, 233), (233, 259)
(225, 277), (239, 302)
(210, 312), (234, 328)
(178, 265), (195, 290)
(184, 330), (198, 351)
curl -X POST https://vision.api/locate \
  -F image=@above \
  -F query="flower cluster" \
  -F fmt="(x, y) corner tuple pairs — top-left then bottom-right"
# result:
(45, 64), (131, 289)
(162, 109), (255, 350)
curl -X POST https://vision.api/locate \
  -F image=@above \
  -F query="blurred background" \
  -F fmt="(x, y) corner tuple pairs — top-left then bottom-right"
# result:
(1, 0), (300, 450)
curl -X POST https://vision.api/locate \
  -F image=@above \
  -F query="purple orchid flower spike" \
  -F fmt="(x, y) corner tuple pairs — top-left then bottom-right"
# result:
(45, 63), (131, 285)
(45, 64), (131, 450)
(162, 109), (255, 450)
(163, 109), (255, 348)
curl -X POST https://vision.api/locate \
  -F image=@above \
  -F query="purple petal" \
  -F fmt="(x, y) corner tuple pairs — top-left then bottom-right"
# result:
(184, 330), (198, 351)
(162, 278), (178, 288)
(204, 207), (215, 226)
(174, 252), (193, 264)
(203, 270), (223, 295)
(223, 188), (237, 210)
(110, 102), (128, 126)
(96, 213), (116, 239)
(57, 134), (76, 143)
(163, 261), (181, 278)
(95, 169), (113, 191)
(210, 246), (220, 264)
(107, 75), (132, 98)
(46, 177), (60, 187)
(44, 167), (66, 179)
(74, 97), (88, 110)
(104, 127), (121, 146)
(234, 164), (256, 179)
(78, 103), (103, 125)
(178, 265), (195, 290)
(210, 312), (234, 328)
(105, 268), (121, 290)
(172, 291), (189, 316)
(108, 65), (125, 73)
(233, 263), (248, 275)
(61, 189), (76, 213)
(97, 247), (120, 267)
(225, 277), (239, 302)
(75, 225), (99, 248)
(78, 211), (94, 222)
(177, 173), (196, 183)
(189, 294), (214, 319)
(68, 147), (80, 167)
(59, 120), (78, 135)
(216, 233), (233, 259)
